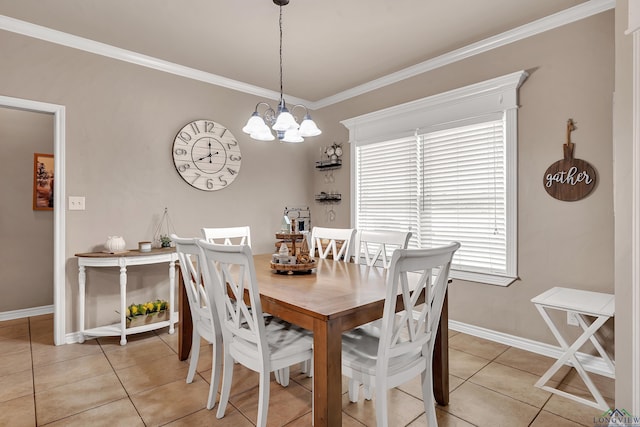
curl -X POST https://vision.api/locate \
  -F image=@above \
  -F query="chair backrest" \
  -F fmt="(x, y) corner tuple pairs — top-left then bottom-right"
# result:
(201, 226), (252, 247)
(196, 240), (269, 361)
(378, 242), (460, 365)
(354, 230), (412, 268)
(171, 234), (220, 341)
(309, 226), (356, 261)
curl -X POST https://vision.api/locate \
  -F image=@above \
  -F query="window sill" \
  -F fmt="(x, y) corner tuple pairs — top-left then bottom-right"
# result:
(450, 270), (518, 287)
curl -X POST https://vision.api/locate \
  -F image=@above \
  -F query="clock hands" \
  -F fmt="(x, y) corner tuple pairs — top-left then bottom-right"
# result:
(197, 151), (219, 162)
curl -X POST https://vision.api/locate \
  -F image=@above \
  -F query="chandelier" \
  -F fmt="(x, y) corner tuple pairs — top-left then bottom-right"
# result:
(242, 0), (321, 143)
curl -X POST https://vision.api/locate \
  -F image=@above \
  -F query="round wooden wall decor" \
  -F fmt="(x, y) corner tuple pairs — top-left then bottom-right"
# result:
(543, 119), (597, 202)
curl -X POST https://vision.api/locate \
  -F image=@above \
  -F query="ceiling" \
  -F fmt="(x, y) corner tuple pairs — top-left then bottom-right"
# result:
(0, 0), (593, 102)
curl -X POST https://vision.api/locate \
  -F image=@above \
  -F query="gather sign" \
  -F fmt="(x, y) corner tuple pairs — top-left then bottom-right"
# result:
(543, 119), (597, 202)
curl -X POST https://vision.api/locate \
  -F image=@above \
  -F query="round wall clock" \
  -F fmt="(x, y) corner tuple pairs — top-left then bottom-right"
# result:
(172, 119), (241, 191)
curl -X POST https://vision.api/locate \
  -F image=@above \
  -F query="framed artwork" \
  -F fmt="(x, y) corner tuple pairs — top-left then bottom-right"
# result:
(33, 153), (54, 211)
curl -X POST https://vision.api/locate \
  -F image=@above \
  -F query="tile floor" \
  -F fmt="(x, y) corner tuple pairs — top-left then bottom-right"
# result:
(0, 314), (615, 426)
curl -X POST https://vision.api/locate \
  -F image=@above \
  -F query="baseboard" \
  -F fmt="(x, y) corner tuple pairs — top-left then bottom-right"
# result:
(0, 305), (54, 321)
(449, 320), (615, 378)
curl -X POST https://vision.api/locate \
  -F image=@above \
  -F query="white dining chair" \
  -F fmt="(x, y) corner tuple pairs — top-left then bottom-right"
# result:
(309, 226), (356, 261)
(341, 242), (460, 427)
(353, 229), (412, 268)
(196, 240), (313, 427)
(201, 226), (252, 247)
(172, 234), (222, 410)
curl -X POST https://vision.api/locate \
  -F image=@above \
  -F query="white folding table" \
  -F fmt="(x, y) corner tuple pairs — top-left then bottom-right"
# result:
(531, 286), (615, 410)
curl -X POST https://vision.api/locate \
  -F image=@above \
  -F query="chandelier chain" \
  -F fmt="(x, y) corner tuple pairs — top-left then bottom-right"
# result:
(279, 4), (284, 104)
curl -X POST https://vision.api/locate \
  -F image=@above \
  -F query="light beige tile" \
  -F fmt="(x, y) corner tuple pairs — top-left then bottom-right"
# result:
(495, 347), (572, 380)
(44, 398), (145, 427)
(156, 326), (179, 352)
(31, 339), (102, 367)
(164, 406), (254, 426)
(342, 387), (425, 427)
(102, 334), (175, 370)
(116, 352), (190, 395)
(449, 333), (510, 360)
(284, 411), (365, 426)
(0, 395), (35, 427)
(530, 410), (585, 427)
(229, 378), (312, 426)
(29, 315), (54, 339)
(444, 381), (539, 427)
(34, 353), (113, 393)
(0, 369), (33, 403)
(0, 322), (29, 341)
(397, 374), (465, 400)
(543, 385), (614, 425)
(131, 375), (210, 426)
(559, 368), (615, 401)
(448, 348), (490, 380)
(407, 407), (475, 426)
(0, 336), (31, 358)
(0, 349), (32, 378)
(35, 371), (127, 425)
(469, 361), (554, 408)
(0, 318), (29, 328)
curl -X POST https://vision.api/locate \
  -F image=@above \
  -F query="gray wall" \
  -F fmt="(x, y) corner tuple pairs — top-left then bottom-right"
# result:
(0, 108), (54, 311)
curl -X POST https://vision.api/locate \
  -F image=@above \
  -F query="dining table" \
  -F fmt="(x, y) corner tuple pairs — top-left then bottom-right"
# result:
(177, 253), (450, 427)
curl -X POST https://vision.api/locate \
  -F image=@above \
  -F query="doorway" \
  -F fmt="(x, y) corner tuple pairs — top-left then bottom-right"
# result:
(0, 95), (66, 345)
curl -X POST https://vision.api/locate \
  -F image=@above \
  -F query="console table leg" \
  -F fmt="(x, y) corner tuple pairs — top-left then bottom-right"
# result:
(78, 265), (86, 343)
(168, 260), (175, 334)
(119, 264), (128, 346)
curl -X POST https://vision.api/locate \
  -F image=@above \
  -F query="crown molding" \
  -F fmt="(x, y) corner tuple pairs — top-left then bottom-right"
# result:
(0, 0), (614, 110)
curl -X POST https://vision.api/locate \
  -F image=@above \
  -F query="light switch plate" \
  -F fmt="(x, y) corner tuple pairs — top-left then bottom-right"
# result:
(69, 196), (85, 211)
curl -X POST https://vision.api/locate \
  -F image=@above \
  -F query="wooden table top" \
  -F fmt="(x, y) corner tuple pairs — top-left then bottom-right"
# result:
(75, 247), (176, 258)
(253, 252), (392, 321)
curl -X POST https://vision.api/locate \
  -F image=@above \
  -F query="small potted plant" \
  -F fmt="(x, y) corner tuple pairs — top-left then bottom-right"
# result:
(160, 235), (172, 248)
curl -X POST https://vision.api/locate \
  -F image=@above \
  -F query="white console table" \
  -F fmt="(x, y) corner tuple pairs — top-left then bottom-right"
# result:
(75, 247), (178, 345)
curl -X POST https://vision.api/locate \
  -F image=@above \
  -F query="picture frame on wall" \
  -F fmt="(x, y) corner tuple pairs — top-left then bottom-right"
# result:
(33, 153), (54, 211)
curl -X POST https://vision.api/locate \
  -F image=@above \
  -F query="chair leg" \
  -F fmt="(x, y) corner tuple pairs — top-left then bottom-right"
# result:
(348, 379), (360, 403)
(256, 370), (271, 427)
(186, 330), (201, 383)
(206, 339), (223, 410)
(363, 385), (373, 400)
(216, 351), (234, 418)
(275, 367), (290, 387)
(374, 381), (389, 427)
(422, 361), (437, 427)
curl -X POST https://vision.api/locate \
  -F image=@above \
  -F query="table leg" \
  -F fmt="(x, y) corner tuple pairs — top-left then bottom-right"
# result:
(177, 264), (193, 361)
(78, 265), (86, 343)
(168, 259), (176, 334)
(313, 317), (342, 427)
(119, 264), (127, 346)
(433, 289), (449, 405)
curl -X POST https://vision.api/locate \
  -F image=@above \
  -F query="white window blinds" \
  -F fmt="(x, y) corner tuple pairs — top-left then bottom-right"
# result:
(356, 137), (418, 244)
(419, 118), (506, 275)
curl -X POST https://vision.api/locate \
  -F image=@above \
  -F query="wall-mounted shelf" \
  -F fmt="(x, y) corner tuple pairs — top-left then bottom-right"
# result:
(315, 193), (341, 203)
(315, 159), (342, 170)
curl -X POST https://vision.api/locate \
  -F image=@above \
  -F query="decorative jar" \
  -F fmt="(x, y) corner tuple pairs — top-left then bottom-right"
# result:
(105, 236), (126, 253)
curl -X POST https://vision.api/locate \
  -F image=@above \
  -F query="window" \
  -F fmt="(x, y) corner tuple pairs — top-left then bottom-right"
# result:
(342, 71), (527, 285)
